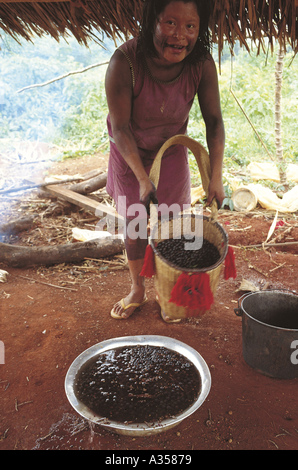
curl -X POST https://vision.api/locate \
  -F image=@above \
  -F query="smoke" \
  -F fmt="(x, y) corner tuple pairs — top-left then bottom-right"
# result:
(0, 33), (116, 226)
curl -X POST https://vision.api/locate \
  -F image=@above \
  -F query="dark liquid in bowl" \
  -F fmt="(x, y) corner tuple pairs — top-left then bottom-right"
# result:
(74, 345), (201, 424)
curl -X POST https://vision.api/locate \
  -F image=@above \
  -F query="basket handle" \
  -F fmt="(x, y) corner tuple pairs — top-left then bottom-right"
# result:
(149, 134), (218, 218)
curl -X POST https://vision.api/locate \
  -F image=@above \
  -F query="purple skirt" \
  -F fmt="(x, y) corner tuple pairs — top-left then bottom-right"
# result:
(106, 141), (191, 219)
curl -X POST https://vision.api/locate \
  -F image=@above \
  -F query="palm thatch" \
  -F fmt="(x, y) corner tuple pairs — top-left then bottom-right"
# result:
(0, 0), (297, 55)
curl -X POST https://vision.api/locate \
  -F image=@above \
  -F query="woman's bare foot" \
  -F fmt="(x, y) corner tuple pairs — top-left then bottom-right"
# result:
(110, 253), (147, 319)
(111, 288), (147, 319)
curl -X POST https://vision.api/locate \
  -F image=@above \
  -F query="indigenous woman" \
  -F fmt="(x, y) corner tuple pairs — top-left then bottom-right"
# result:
(105, 0), (225, 320)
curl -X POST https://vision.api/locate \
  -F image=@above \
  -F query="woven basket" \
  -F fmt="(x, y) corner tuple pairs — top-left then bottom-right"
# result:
(149, 135), (228, 320)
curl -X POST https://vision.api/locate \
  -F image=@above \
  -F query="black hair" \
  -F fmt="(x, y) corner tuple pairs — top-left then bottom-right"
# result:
(138, 0), (212, 62)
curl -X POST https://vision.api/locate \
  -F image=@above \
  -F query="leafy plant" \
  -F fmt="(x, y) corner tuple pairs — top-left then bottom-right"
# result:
(0, 35), (297, 186)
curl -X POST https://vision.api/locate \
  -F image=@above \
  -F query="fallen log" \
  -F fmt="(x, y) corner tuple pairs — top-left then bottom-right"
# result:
(0, 237), (124, 268)
(69, 172), (107, 194)
(0, 175), (84, 195)
(0, 215), (38, 235)
(0, 169), (106, 196)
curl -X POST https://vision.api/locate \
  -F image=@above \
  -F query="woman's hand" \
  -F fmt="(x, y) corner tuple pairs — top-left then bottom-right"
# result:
(139, 178), (158, 215)
(207, 177), (225, 209)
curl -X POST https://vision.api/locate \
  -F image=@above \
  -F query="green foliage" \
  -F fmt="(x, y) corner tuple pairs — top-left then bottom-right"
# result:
(0, 35), (297, 175)
(189, 46), (298, 170)
(58, 70), (109, 156)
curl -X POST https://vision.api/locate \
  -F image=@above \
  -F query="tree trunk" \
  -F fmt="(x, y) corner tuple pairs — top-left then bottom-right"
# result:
(69, 172), (107, 194)
(0, 215), (38, 235)
(275, 43), (287, 187)
(0, 237), (124, 268)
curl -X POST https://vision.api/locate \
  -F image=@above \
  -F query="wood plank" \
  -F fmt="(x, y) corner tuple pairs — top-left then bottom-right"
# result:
(45, 185), (124, 223)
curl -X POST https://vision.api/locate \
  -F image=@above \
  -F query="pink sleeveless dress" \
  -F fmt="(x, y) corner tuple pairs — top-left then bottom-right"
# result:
(106, 38), (203, 218)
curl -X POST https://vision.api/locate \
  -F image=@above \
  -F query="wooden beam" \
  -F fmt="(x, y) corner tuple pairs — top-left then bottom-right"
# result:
(45, 184), (124, 223)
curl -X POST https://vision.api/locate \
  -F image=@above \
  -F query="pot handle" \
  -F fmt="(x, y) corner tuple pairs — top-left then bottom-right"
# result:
(234, 292), (250, 317)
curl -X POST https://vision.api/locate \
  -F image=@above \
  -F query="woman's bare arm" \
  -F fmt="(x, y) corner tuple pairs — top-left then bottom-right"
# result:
(197, 55), (225, 206)
(105, 50), (154, 204)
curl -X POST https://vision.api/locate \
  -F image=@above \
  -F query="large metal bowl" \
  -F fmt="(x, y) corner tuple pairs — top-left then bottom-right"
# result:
(65, 335), (211, 436)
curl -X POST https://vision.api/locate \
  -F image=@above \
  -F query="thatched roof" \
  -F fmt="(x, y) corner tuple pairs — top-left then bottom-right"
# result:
(0, 0), (297, 54)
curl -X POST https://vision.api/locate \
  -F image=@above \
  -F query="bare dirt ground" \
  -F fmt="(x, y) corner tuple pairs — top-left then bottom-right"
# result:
(1, 151), (298, 451)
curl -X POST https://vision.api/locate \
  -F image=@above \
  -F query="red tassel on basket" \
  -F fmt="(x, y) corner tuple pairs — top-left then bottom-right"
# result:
(140, 244), (156, 278)
(169, 272), (214, 311)
(224, 246), (237, 280)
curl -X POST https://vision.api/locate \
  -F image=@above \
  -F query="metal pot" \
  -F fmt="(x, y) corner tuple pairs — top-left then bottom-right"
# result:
(235, 290), (298, 379)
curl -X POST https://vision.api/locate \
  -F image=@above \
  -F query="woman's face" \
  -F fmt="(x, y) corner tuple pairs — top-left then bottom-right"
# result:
(153, 1), (200, 64)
